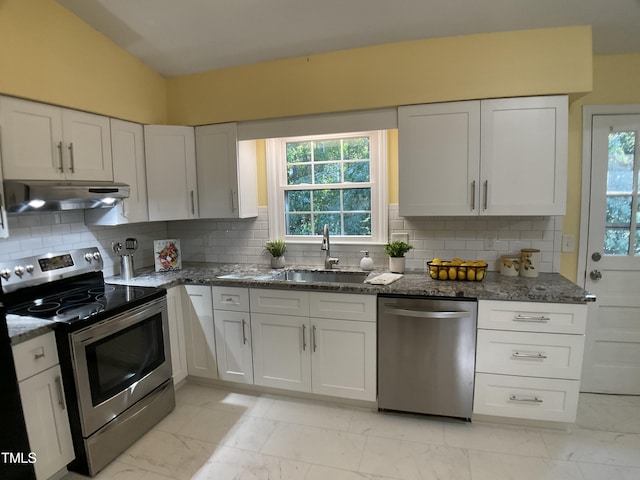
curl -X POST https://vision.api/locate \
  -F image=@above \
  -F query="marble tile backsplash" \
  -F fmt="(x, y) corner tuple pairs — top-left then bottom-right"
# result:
(1, 205), (562, 275)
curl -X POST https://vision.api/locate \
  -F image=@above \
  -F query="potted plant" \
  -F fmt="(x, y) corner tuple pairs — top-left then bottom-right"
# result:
(384, 241), (414, 273)
(264, 239), (287, 268)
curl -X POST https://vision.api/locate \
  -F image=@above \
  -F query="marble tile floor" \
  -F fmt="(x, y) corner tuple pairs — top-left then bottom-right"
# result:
(62, 384), (640, 480)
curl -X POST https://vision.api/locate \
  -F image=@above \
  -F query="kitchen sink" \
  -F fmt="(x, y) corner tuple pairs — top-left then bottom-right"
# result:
(272, 269), (370, 284)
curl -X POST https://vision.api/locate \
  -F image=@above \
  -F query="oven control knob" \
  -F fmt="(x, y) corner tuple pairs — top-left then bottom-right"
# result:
(0, 268), (11, 280)
(25, 265), (34, 274)
(84, 253), (94, 263)
(14, 266), (25, 277)
(93, 252), (101, 261)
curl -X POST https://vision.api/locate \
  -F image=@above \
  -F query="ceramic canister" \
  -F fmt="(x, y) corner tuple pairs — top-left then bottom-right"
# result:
(520, 248), (541, 277)
(499, 254), (521, 276)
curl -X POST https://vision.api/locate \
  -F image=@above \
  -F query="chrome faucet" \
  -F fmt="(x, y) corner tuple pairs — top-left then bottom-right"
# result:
(321, 224), (339, 269)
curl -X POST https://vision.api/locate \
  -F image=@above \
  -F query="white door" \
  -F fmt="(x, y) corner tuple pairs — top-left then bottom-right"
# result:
(61, 109), (113, 181)
(310, 318), (376, 401)
(251, 313), (311, 392)
(582, 113), (640, 394)
(183, 286), (218, 379)
(214, 310), (254, 383)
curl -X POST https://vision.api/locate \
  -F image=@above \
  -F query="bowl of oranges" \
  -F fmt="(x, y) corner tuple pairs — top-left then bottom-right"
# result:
(427, 258), (487, 281)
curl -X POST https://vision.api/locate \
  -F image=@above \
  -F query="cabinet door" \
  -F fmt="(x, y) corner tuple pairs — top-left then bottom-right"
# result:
(19, 365), (74, 480)
(0, 96), (64, 180)
(480, 95), (568, 215)
(144, 125), (198, 221)
(398, 101), (480, 216)
(183, 285), (217, 379)
(166, 286), (188, 385)
(61, 109), (113, 181)
(310, 318), (376, 401)
(214, 310), (253, 383)
(251, 313), (311, 392)
(84, 119), (148, 225)
(195, 123), (257, 219)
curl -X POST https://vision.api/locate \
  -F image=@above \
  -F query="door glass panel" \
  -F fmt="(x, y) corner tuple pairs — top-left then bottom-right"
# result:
(605, 131), (638, 256)
(85, 313), (165, 406)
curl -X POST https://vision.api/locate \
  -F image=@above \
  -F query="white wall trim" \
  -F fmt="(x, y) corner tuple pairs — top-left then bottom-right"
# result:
(579, 104), (640, 288)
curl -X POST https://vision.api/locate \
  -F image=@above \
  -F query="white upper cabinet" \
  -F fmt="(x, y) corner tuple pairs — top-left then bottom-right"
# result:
(85, 119), (148, 225)
(398, 95), (568, 216)
(0, 96), (113, 181)
(195, 123), (258, 219)
(144, 125), (198, 221)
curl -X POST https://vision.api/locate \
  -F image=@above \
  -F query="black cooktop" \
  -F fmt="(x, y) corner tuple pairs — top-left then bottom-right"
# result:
(5, 272), (166, 331)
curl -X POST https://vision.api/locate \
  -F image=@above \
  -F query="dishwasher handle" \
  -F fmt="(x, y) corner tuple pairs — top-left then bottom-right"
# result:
(383, 304), (471, 319)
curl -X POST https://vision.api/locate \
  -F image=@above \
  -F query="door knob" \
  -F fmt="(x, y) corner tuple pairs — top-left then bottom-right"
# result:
(590, 270), (602, 281)
(591, 252), (602, 262)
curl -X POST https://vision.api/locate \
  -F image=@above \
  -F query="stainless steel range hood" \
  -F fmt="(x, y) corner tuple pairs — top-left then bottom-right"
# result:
(3, 180), (130, 213)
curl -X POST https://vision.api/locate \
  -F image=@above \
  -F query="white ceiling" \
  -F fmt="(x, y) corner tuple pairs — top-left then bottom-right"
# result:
(57, 0), (640, 78)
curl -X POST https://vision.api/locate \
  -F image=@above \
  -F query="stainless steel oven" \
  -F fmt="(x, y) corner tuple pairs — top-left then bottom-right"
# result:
(3, 247), (175, 477)
(65, 297), (174, 475)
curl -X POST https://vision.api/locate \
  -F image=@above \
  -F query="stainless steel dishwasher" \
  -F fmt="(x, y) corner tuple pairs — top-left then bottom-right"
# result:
(377, 295), (477, 420)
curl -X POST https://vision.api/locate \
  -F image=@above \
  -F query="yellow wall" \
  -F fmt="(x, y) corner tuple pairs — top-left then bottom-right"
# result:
(167, 26), (592, 125)
(561, 53), (640, 281)
(0, 0), (167, 124)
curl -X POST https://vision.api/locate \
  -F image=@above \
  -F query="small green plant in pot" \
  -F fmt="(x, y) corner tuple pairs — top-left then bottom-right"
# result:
(264, 239), (287, 269)
(384, 241), (413, 273)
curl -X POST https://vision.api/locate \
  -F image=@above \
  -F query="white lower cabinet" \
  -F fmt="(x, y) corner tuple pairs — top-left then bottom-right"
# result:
(250, 289), (377, 401)
(166, 286), (188, 385)
(474, 300), (587, 423)
(13, 332), (74, 480)
(212, 287), (253, 384)
(183, 285), (218, 380)
(251, 313), (311, 392)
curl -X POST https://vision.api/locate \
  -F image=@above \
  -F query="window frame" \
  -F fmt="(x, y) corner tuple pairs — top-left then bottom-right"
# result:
(266, 130), (388, 244)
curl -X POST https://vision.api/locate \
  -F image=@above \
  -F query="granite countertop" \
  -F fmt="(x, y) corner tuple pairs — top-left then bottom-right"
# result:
(8, 262), (594, 345)
(105, 262), (594, 304)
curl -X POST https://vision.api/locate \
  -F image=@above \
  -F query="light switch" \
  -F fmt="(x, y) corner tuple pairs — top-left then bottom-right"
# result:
(562, 234), (575, 253)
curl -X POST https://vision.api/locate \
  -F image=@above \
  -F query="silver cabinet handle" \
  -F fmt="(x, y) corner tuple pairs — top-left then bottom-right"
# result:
(302, 324), (307, 351)
(483, 180), (488, 210)
(190, 190), (195, 214)
(312, 325), (317, 353)
(512, 352), (547, 359)
(241, 318), (247, 345)
(57, 141), (64, 172)
(0, 195), (5, 230)
(513, 314), (550, 323)
(230, 189), (238, 212)
(121, 199), (127, 218)
(34, 352), (45, 360)
(509, 394), (543, 404)
(55, 376), (66, 410)
(471, 180), (476, 211)
(384, 305), (470, 319)
(68, 142), (75, 173)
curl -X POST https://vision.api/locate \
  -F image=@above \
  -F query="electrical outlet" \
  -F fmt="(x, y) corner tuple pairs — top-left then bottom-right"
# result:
(484, 235), (495, 250)
(391, 232), (409, 244)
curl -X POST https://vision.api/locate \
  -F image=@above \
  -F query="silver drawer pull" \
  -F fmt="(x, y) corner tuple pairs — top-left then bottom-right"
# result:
(512, 352), (547, 359)
(55, 376), (66, 410)
(509, 394), (543, 404)
(34, 347), (45, 360)
(513, 314), (550, 323)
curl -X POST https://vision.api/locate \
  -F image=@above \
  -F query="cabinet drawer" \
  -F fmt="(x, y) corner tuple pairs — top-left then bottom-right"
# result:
(474, 373), (579, 423)
(478, 300), (587, 334)
(309, 292), (376, 322)
(476, 329), (584, 380)
(13, 331), (59, 381)
(250, 288), (309, 316)
(212, 286), (250, 311)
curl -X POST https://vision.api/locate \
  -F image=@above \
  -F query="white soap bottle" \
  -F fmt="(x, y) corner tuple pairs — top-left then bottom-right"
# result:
(359, 250), (374, 271)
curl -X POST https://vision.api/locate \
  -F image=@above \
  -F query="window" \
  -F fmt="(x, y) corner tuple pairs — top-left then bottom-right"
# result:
(267, 131), (387, 243)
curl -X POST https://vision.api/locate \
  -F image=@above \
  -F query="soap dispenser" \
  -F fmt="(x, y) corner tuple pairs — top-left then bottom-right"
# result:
(359, 250), (374, 271)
